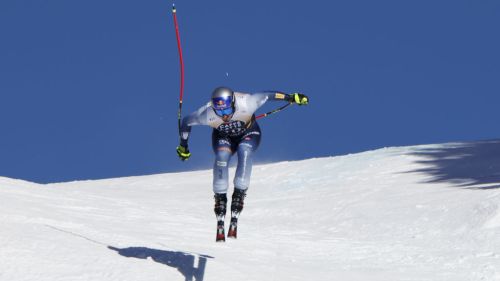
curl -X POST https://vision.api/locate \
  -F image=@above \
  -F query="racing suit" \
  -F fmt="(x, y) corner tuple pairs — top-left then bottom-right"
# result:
(179, 91), (289, 193)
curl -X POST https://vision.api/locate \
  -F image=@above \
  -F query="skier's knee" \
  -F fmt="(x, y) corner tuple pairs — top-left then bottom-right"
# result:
(215, 150), (231, 161)
(237, 143), (255, 154)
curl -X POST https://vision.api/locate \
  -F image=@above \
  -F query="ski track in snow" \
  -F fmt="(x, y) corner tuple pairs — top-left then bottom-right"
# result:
(1, 141), (500, 281)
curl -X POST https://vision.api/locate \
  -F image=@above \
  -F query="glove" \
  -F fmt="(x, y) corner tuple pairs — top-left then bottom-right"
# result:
(290, 93), (309, 105)
(176, 145), (191, 161)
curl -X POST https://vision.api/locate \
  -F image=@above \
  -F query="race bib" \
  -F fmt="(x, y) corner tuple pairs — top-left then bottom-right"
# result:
(217, 121), (247, 137)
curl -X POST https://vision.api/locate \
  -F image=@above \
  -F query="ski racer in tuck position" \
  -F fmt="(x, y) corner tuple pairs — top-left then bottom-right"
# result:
(176, 87), (309, 242)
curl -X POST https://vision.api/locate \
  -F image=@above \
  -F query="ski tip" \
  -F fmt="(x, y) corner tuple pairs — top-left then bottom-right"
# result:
(172, 3), (176, 13)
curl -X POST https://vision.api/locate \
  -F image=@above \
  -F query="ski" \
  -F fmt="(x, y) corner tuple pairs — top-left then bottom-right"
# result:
(216, 221), (225, 242)
(227, 218), (238, 239)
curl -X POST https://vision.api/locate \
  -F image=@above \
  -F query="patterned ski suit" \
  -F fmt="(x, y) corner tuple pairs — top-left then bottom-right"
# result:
(180, 91), (289, 193)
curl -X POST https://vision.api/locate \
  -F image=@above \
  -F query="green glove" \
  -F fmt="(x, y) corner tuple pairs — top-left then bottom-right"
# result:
(176, 145), (191, 161)
(290, 93), (309, 105)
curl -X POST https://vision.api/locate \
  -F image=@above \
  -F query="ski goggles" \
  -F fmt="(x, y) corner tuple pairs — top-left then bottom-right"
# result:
(212, 96), (234, 116)
(214, 107), (234, 117)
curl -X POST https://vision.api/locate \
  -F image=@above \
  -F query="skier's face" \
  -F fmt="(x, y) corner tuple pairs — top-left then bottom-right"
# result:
(214, 106), (234, 117)
(212, 94), (234, 119)
(213, 99), (234, 122)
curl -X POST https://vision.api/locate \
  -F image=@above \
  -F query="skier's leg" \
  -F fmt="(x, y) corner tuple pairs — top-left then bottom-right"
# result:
(212, 130), (234, 195)
(212, 131), (235, 242)
(213, 149), (231, 240)
(228, 143), (256, 238)
(213, 149), (232, 194)
(228, 124), (261, 238)
(233, 124), (261, 192)
(231, 144), (254, 219)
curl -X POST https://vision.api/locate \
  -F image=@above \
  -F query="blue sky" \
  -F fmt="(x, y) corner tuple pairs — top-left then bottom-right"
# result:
(1, 0), (499, 183)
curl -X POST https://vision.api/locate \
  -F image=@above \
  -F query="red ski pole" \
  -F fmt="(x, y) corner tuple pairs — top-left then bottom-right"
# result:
(172, 4), (185, 136)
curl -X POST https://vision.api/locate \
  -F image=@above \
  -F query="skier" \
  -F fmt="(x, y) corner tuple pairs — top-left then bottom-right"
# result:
(176, 87), (309, 242)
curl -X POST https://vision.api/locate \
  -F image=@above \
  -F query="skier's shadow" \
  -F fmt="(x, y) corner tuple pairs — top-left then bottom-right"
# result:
(407, 139), (500, 189)
(108, 246), (214, 281)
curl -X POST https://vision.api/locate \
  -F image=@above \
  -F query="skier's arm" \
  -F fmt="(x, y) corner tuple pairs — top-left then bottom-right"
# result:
(179, 104), (209, 146)
(249, 91), (309, 109)
(179, 115), (194, 148)
(177, 104), (210, 161)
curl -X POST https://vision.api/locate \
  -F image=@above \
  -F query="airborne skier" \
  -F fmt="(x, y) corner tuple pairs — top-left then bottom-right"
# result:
(176, 87), (309, 242)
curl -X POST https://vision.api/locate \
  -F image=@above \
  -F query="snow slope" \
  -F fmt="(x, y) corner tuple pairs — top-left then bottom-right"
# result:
(1, 140), (500, 281)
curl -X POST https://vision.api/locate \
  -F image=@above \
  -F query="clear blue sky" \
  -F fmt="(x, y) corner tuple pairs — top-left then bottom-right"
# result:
(1, 0), (499, 183)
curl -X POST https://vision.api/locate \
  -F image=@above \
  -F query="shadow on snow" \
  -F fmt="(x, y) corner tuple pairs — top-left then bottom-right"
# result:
(108, 246), (214, 281)
(406, 139), (500, 189)
(44, 226), (214, 280)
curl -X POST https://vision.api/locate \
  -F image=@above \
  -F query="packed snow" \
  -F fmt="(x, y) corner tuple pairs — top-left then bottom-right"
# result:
(1, 140), (500, 281)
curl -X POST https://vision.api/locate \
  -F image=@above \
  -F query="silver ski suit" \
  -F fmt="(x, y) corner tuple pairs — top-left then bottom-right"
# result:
(179, 91), (289, 194)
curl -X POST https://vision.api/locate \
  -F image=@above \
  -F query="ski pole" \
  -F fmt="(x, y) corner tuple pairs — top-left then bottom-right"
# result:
(172, 3), (185, 136)
(255, 102), (293, 120)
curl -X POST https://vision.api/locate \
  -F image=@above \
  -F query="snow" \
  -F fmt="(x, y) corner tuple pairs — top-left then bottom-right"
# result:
(1, 141), (500, 281)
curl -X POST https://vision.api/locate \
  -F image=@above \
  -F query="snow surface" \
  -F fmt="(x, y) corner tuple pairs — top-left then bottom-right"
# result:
(2, 140), (500, 281)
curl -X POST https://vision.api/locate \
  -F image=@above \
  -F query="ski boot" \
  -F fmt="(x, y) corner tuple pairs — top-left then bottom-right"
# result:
(228, 188), (246, 239)
(214, 193), (227, 242)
